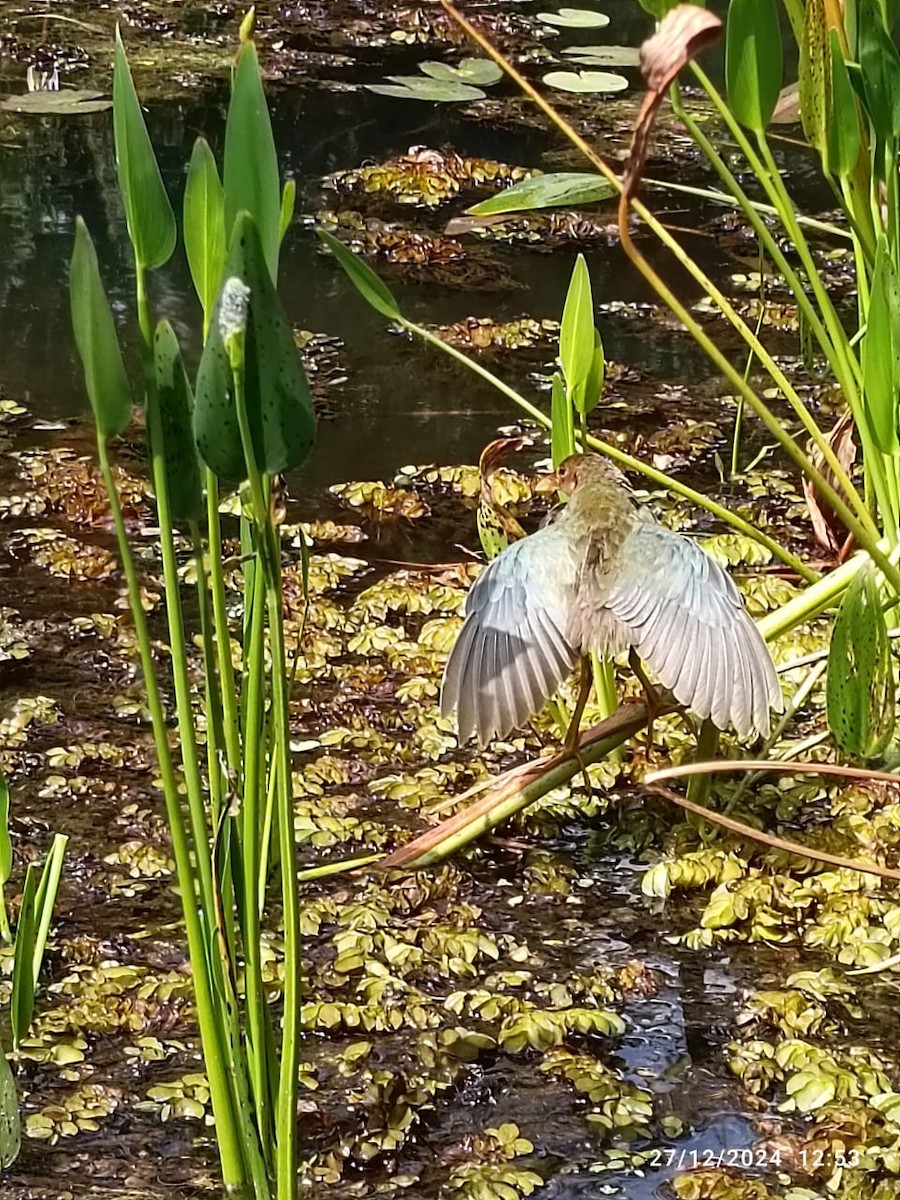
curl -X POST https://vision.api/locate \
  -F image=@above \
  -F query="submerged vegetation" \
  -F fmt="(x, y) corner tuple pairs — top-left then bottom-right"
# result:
(1, 2), (900, 1200)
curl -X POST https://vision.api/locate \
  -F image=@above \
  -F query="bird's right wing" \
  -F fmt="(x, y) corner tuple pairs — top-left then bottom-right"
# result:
(598, 519), (782, 739)
(441, 526), (580, 745)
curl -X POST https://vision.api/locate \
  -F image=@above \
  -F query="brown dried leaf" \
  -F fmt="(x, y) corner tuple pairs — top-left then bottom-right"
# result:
(624, 6), (723, 199)
(802, 411), (857, 554)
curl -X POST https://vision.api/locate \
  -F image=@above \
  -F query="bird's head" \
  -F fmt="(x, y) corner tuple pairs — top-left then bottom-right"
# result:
(554, 453), (628, 495)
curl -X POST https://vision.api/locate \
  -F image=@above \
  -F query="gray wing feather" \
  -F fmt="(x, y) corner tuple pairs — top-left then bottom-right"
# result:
(598, 523), (782, 739)
(441, 526), (580, 745)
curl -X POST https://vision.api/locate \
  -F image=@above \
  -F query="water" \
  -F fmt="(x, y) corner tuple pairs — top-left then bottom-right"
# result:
(0, 0), (747, 496)
(0, 5), (873, 1199)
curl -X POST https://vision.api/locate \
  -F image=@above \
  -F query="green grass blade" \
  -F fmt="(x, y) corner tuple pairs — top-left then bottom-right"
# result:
(30, 834), (67, 990)
(195, 213), (316, 480)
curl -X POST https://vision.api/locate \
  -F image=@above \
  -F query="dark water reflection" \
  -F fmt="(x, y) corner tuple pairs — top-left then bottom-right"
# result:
(0, 0), (752, 494)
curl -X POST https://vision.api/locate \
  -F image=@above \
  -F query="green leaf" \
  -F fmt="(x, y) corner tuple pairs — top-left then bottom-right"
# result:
(0, 778), (10, 889)
(0, 89), (111, 115)
(224, 40), (281, 282)
(0, 1046), (20, 1169)
(194, 212), (316, 481)
(10, 866), (37, 1050)
(419, 58), (503, 86)
(560, 255), (596, 400)
(562, 46), (641, 67)
(826, 562), (895, 761)
(538, 8), (611, 27)
(183, 137), (226, 327)
(154, 321), (203, 522)
(467, 172), (615, 217)
(784, 1070), (836, 1112)
(578, 329), (605, 416)
(858, 0), (900, 147)
(112, 28), (175, 270)
(365, 78), (486, 102)
(70, 218), (133, 441)
(542, 70), (628, 94)
(30, 834), (66, 991)
(477, 504), (510, 560)
(863, 236), (900, 455)
(797, 0), (829, 155)
(551, 372), (575, 466)
(826, 29), (861, 176)
(725, 0), (783, 132)
(317, 230), (402, 321)
(279, 178), (296, 244)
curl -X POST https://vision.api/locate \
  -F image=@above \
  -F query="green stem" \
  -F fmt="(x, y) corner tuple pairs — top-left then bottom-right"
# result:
(672, 80), (875, 535)
(207, 469), (243, 779)
(97, 436), (248, 1189)
(136, 267), (217, 940)
(231, 355), (299, 1200)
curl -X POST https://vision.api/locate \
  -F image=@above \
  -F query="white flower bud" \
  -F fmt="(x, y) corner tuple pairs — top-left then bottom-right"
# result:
(218, 276), (251, 343)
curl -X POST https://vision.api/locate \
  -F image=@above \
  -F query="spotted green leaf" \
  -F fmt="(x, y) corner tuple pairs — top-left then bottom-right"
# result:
(154, 321), (203, 522)
(826, 563), (895, 761)
(0, 1047), (19, 1169)
(194, 212), (316, 481)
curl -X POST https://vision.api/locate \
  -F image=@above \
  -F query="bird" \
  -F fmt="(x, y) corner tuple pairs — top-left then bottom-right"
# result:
(441, 451), (783, 748)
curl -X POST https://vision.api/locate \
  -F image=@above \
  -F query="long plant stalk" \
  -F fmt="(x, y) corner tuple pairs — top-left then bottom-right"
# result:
(96, 437), (248, 1187)
(230, 348), (300, 1200)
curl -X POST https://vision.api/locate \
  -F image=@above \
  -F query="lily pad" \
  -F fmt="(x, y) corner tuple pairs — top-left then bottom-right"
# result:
(543, 70), (629, 94)
(537, 8), (611, 28)
(0, 89), (111, 115)
(562, 45), (641, 67)
(420, 58), (503, 86)
(366, 77), (486, 103)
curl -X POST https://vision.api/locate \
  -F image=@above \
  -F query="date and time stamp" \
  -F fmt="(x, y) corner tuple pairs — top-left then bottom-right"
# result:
(646, 1146), (861, 1170)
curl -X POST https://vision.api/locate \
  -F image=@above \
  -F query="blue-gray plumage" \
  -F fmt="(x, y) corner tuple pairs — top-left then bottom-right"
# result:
(441, 452), (783, 746)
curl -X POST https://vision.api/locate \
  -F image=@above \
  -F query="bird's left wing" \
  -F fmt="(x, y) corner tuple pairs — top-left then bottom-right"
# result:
(597, 520), (782, 739)
(441, 525), (580, 745)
